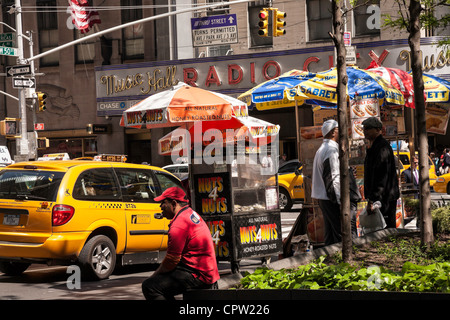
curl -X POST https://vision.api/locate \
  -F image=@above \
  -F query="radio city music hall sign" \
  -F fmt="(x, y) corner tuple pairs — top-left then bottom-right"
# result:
(96, 45), (450, 99)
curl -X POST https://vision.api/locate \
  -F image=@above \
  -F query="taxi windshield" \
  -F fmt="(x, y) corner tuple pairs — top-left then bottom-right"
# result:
(0, 170), (65, 201)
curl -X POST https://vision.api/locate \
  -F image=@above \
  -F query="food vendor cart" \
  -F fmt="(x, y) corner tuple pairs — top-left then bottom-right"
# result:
(188, 139), (283, 273)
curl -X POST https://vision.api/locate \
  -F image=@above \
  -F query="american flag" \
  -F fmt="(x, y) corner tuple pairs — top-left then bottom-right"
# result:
(68, 0), (101, 34)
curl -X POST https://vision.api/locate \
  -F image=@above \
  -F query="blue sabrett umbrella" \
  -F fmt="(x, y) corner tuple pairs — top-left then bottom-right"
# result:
(238, 69), (316, 110)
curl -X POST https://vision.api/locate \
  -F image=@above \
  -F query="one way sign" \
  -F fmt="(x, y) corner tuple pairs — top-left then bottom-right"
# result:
(12, 77), (36, 89)
(6, 65), (32, 77)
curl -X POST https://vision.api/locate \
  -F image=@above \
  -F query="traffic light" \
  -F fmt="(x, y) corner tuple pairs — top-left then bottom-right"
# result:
(258, 9), (270, 37)
(272, 9), (286, 37)
(36, 91), (47, 112)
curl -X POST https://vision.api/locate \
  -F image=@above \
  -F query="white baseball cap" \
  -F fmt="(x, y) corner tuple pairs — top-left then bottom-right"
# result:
(322, 119), (338, 137)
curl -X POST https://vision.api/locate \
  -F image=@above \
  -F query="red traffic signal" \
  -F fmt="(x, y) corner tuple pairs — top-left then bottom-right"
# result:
(258, 9), (270, 37)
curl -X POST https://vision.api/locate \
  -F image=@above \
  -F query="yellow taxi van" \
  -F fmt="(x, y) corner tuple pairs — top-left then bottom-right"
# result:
(0, 159), (183, 280)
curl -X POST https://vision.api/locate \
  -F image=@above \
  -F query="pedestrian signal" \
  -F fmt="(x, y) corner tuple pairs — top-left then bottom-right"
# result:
(272, 9), (286, 37)
(37, 91), (47, 112)
(258, 9), (270, 37)
(37, 137), (50, 149)
(0, 118), (18, 136)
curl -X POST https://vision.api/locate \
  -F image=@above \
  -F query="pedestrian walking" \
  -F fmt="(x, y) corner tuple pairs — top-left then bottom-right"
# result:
(439, 148), (450, 175)
(142, 187), (219, 300)
(311, 120), (340, 245)
(362, 117), (400, 228)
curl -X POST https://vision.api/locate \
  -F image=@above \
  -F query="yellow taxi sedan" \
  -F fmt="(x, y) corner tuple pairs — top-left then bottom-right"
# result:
(433, 174), (450, 194)
(0, 159), (184, 280)
(277, 160), (304, 211)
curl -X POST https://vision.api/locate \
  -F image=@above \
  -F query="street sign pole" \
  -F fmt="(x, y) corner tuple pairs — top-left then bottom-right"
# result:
(14, 0), (29, 157)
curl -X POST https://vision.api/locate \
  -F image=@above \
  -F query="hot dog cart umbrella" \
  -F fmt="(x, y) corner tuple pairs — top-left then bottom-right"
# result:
(158, 115), (280, 156)
(119, 83), (283, 272)
(119, 82), (247, 129)
(238, 69), (316, 111)
(420, 73), (450, 103)
(292, 66), (406, 107)
(157, 115), (282, 273)
(238, 69), (316, 159)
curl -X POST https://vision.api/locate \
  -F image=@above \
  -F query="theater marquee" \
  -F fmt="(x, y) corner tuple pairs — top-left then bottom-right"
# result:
(95, 38), (450, 117)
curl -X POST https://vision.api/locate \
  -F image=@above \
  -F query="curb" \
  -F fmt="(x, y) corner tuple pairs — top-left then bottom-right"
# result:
(217, 228), (416, 289)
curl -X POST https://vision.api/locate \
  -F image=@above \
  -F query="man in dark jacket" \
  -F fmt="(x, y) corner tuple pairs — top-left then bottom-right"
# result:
(362, 117), (400, 228)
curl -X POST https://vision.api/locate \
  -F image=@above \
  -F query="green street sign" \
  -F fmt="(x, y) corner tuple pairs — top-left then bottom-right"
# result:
(0, 33), (15, 41)
(0, 46), (18, 56)
(0, 41), (15, 48)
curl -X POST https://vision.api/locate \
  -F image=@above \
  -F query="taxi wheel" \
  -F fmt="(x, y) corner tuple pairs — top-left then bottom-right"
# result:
(0, 261), (31, 276)
(279, 189), (293, 211)
(78, 235), (116, 281)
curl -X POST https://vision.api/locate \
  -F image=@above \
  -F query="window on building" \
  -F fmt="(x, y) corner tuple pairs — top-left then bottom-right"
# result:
(208, 45), (231, 57)
(207, 0), (230, 15)
(75, 29), (96, 63)
(307, 0), (332, 41)
(37, 0), (59, 66)
(37, 137), (97, 159)
(74, 0), (97, 63)
(204, 0), (231, 56)
(249, 2), (272, 48)
(353, 0), (380, 36)
(121, 0), (144, 60)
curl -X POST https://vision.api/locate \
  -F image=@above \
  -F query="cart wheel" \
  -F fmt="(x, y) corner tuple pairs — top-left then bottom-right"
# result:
(231, 261), (240, 274)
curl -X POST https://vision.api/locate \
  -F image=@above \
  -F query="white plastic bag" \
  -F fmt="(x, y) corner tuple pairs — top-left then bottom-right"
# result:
(359, 202), (387, 233)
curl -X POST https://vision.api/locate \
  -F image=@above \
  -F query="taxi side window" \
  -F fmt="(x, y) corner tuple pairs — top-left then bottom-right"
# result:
(154, 171), (183, 195)
(115, 168), (158, 203)
(73, 168), (120, 201)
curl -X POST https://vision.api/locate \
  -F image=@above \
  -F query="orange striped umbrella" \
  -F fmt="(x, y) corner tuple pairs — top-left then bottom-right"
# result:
(119, 82), (248, 129)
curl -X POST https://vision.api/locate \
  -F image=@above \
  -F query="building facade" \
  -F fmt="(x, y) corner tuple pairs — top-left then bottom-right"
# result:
(1, 0), (449, 165)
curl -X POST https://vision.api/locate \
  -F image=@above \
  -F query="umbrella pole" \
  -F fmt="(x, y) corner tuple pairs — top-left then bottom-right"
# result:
(295, 100), (301, 161)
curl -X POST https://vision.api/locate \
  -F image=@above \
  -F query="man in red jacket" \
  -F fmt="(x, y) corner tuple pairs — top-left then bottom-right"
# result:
(142, 187), (219, 300)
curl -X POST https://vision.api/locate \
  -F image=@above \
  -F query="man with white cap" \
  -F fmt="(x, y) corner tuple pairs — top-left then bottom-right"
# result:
(311, 119), (342, 245)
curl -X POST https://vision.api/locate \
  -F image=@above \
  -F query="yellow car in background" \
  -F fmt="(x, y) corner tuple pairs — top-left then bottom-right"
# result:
(277, 160), (304, 211)
(0, 160), (183, 280)
(433, 174), (450, 194)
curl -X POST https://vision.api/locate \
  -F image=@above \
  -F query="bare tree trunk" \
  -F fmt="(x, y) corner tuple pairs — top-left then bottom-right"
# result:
(408, 0), (434, 247)
(330, 0), (352, 263)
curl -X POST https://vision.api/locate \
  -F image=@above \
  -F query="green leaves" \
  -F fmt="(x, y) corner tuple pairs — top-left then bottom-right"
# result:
(238, 257), (450, 293)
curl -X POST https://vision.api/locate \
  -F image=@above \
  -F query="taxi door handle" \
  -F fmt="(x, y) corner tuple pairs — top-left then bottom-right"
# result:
(154, 212), (163, 219)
